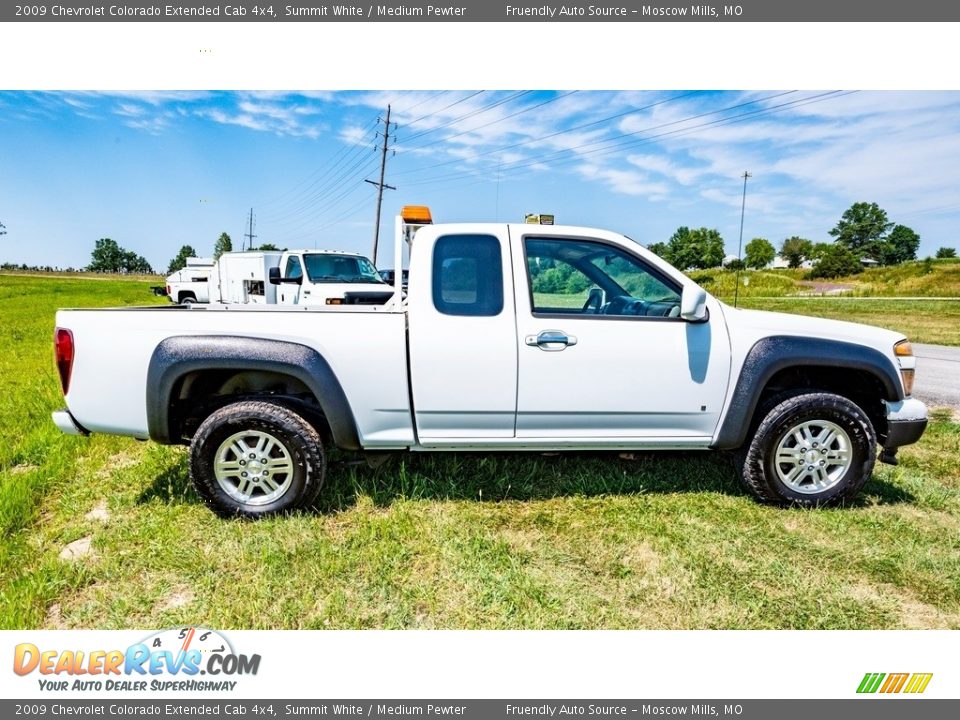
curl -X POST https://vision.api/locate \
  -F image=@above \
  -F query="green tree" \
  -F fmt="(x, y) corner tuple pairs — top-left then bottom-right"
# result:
(646, 241), (669, 259)
(809, 244), (863, 279)
(213, 232), (233, 260)
(87, 238), (126, 272)
(724, 258), (746, 271)
(255, 243), (280, 251)
(87, 238), (153, 274)
(693, 228), (725, 269)
(743, 237), (775, 269)
(122, 251), (154, 274)
(809, 242), (832, 261)
(779, 236), (814, 268)
(167, 244), (198, 274)
(829, 201), (893, 259)
(664, 226), (695, 269)
(935, 246), (957, 259)
(876, 224), (920, 265)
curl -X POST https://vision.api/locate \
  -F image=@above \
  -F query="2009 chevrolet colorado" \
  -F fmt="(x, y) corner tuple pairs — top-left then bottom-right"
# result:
(52, 208), (928, 517)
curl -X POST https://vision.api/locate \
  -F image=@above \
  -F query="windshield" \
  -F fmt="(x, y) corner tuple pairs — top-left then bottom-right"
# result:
(302, 254), (385, 284)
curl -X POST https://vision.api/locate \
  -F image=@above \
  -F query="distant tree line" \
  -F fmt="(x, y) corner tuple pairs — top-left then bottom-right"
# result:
(646, 201), (957, 280)
(1, 262), (80, 272)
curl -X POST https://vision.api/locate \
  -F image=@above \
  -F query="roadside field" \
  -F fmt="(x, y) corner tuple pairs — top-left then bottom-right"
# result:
(689, 257), (960, 299)
(2, 273), (958, 630)
(736, 297), (960, 346)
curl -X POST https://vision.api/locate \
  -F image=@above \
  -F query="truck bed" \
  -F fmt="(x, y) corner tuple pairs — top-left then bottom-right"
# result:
(57, 304), (415, 448)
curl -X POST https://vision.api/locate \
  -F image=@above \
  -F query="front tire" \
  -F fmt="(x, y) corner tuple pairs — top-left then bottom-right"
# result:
(739, 392), (876, 507)
(190, 400), (326, 518)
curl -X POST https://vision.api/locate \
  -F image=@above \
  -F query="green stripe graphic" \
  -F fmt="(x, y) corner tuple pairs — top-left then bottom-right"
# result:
(857, 673), (886, 693)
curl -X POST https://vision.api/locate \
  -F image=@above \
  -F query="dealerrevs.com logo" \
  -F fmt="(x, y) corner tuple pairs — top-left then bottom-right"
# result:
(857, 672), (933, 694)
(13, 627), (261, 692)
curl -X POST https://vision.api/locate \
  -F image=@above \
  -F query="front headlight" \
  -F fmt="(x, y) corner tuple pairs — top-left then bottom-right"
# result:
(894, 340), (915, 396)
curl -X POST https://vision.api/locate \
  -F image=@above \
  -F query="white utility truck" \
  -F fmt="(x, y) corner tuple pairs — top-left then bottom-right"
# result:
(165, 257), (215, 305)
(166, 250), (392, 307)
(53, 206), (927, 517)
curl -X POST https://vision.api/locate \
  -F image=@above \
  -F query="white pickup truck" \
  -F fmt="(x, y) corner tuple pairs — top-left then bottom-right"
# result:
(52, 208), (927, 517)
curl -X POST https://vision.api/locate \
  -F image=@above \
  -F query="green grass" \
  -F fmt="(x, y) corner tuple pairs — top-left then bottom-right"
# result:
(736, 298), (960, 346)
(689, 258), (960, 299)
(2, 273), (959, 630)
(689, 269), (803, 298)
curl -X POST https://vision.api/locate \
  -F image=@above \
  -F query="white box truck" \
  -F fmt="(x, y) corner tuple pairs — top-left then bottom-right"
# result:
(210, 251), (283, 305)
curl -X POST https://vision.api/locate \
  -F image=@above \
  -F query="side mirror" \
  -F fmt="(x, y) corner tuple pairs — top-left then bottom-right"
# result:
(680, 285), (708, 322)
(269, 267), (302, 285)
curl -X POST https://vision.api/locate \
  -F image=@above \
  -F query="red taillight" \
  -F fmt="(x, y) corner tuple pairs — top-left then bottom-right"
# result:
(54, 327), (74, 395)
(166, 284), (171, 296)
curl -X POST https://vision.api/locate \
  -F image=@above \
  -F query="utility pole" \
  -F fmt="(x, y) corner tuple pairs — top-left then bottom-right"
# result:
(366, 105), (396, 266)
(733, 171), (751, 308)
(244, 208), (257, 250)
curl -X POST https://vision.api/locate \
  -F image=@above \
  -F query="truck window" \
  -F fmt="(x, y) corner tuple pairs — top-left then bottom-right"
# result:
(525, 237), (681, 318)
(432, 235), (504, 317)
(285, 256), (303, 280)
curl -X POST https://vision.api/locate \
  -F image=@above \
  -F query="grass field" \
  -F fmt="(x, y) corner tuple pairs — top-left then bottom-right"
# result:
(737, 298), (960, 346)
(2, 273), (959, 630)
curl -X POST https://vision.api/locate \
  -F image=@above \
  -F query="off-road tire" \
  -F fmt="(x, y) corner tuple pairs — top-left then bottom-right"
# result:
(738, 392), (876, 508)
(190, 400), (326, 518)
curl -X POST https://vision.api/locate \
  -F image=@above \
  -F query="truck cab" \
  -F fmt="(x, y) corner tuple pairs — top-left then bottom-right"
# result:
(269, 249), (393, 306)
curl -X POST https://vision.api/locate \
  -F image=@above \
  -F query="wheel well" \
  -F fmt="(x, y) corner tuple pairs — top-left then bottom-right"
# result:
(755, 366), (889, 442)
(168, 369), (330, 443)
(177, 291), (197, 303)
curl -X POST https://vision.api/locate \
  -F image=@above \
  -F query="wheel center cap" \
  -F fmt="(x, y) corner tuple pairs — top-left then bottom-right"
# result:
(805, 450), (819, 463)
(249, 460), (264, 472)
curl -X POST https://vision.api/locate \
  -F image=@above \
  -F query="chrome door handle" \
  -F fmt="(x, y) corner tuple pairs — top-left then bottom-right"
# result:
(525, 330), (578, 351)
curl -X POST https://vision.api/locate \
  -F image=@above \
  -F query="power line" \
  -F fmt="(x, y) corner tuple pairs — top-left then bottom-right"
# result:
(404, 91), (849, 189)
(400, 90), (580, 154)
(473, 90), (801, 176)
(264, 158), (380, 237)
(392, 90), (449, 115)
(398, 91), (533, 146)
(400, 90), (485, 129)
(256, 113), (379, 213)
(259, 141), (380, 226)
(390, 90), (702, 178)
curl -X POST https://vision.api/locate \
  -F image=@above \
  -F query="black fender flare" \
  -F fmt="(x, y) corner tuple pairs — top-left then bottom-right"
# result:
(712, 335), (903, 450)
(146, 335), (361, 450)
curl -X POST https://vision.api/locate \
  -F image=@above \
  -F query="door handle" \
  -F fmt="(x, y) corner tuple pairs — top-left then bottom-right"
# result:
(525, 330), (578, 351)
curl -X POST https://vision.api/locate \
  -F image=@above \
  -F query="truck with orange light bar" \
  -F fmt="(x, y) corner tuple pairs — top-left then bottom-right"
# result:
(51, 206), (927, 517)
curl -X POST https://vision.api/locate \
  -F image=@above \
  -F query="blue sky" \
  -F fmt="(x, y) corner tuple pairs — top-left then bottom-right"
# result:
(1, 90), (959, 271)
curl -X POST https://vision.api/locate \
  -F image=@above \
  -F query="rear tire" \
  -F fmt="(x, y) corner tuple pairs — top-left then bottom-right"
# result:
(738, 392), (876, 507)
(190, 400), (326, 518)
